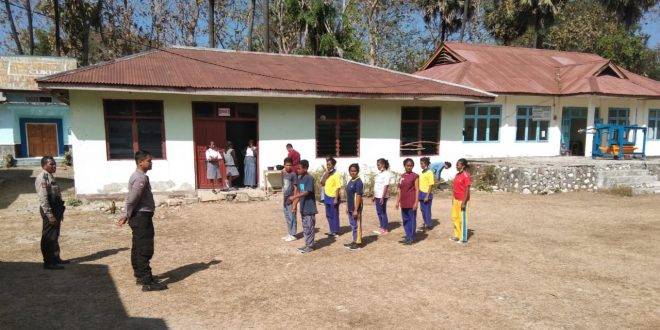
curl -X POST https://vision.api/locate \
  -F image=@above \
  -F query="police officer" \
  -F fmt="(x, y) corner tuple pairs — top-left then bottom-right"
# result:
(35, 156), (68, 270)
(118, 150), (167, 292)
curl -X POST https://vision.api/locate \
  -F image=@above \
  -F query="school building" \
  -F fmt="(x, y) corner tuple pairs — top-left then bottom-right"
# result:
(0, 56), (77, 160)
(415, 42), (660, 158)
(36, 47), (495, 196)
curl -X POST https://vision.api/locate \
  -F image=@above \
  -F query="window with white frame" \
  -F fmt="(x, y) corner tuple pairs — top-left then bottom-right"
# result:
(649, 109), (660, 140)
(608, 108), (629, 125)
(464, 105), (500, 142)
(516, 106), (549, 142)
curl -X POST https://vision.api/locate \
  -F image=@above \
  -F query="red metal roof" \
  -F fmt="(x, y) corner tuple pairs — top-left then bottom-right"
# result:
(36, 47), (494, 101)
(415, 42), (660, 98)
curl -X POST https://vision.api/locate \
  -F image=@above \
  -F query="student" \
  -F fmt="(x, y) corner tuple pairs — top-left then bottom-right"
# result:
(224, 141), (239, 191)
(244, 139), (257, 188)
(344, 163), (364, 251)
(205, 141), (223, 194)
(451, 158), (472, 244)
(321, 157), (341, 237)
(418, 157), (434, 231)
(289, 160), (317, 253)
(285, 143), (300, 168)
(372, 158), (391, 235)
(396, 158), (419, 245)
(118, 150), (167, 291)
(318, 155), (333, 204)
(281, 157), (298, 242)
(430, 161), (452, 181)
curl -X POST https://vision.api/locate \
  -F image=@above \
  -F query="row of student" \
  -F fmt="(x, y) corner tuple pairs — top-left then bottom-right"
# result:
(280, 156), (471, 253)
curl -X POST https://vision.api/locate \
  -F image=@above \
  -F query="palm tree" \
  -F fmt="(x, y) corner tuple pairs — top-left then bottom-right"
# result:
(417, 0), (466, 46)
(599, 0), (658, 31)
(519, 0), (561, 48)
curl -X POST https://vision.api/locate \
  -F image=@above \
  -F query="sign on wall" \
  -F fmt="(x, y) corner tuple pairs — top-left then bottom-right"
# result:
(217, 107), (231, 117)
(532, 106), (552, 121)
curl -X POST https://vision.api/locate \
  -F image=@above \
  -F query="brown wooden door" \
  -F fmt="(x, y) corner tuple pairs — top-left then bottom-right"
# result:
(27, 123), (58, 157)
(193, 120), (227, 189)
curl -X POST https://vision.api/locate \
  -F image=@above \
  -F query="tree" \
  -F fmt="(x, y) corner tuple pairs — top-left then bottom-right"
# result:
(54, 0), (61, 55)
(416, 0), (466, 46)
(519, 0), (561, 48)
(4, 0), (24, 54)
(247, 0), (256, 50)
(25, 0), (35, 54)
(484, 0), (527, 45)
(546, 0), (618, 53)
(209, 0), (216, 47)
(599, 0), (658, 31)
(459, 0), (469, 41)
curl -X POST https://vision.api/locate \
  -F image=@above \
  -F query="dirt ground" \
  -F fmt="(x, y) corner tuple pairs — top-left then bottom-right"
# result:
(1, 167), (659, 329)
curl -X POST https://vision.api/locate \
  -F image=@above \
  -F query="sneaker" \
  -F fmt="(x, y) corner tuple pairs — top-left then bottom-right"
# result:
(297, 246), (313, 253)
(325, 232), (338, 238)
(449, 237), (459, 242)
(457, 240), (468, 245)
(136, 276), (162, 285)
(56, 259), (71, 264)
(425, 225), (434, 231)
(398, 238), (410, 244)
(402, 240), (414, 246)
(381, 228), (389, 234)
(343, 242), (354, 248)
(373, 229), (382, 235)
(142, 280), (168, 292)
(348, 243), (363, 251)
(284, 235), (297, 242)
(281, 236), (289, 240)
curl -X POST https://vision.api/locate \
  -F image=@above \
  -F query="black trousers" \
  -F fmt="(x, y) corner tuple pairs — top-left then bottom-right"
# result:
(129, 212), (155, 282)
(40, 208), (62, 265)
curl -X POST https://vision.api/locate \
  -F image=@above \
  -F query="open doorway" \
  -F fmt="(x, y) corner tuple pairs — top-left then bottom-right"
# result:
(227, 122), (258, 187)
(561, 107), (587, 156)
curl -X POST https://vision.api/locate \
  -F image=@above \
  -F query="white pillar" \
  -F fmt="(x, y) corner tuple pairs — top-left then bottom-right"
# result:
(585, 96), (596, 157)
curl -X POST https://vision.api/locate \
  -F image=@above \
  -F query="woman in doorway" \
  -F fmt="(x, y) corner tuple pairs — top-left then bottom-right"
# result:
(205, 141), (223, 194)
(244, 139), (258, 188)
(224, 141), (239, 191)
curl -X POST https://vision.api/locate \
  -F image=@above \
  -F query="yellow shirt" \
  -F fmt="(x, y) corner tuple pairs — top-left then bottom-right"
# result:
(419, 169), (434, 194)
(324, 171), (342, 197)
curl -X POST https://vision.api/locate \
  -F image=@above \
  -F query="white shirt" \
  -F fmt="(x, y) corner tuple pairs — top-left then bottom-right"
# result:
(246, 146), (256, 157)
(374, 170), (392, 198)
(206, 148), (222, 161)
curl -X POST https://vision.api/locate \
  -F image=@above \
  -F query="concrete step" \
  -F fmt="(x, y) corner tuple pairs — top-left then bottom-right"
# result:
(633, 186), (660, 194)
(597, 169), (650, 176)
(1, 157), (65, 167)
(599, 176), (658, 187)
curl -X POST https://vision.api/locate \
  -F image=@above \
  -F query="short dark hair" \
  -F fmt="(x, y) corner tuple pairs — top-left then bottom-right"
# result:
(349, 163), (360, 172)
(41, 156), (55, 167)
(377, 158), (390, 170)
(457, 158), (469, 169)
(420, 157), (430, 165)
(326, 157), (337, 166)
(286, 143), (293, 148)
(444, 161), (452, 169)
(135, 150), (152, 164)
(300, 159), (309, 169)
(283, 157), (293, 165)
(403, 158), (414, 166)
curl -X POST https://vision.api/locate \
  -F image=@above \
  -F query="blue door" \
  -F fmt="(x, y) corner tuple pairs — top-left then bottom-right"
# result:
(561, 108), (587, 155)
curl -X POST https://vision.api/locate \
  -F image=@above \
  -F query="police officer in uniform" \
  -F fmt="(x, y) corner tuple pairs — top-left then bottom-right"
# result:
(35, 156), (68, 270)
(118, 150), (167, 291)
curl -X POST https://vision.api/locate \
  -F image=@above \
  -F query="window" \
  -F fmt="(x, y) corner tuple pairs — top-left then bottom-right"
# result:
(400, 107), (440, 155)
(104, 100), (165, 159)
(316, 105), (359, 157)
(516, 106), (549, 142)
(608, 108), (629, 125)
(464, 105), (500, 142)
(649, 109), (660, 140)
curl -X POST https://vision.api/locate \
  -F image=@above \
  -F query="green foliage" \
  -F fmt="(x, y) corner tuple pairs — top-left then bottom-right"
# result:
(596, 27), (652, 75)
(67, 198), (83, 207)
(473, 165), (496, 192)
(546, 0), (618, 53)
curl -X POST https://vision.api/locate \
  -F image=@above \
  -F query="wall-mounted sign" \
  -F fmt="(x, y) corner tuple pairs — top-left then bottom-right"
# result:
(532, 106), (552, 121)
(217, 107), (231, 117)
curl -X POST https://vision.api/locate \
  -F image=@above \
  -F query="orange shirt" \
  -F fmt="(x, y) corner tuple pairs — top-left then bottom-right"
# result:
(453, 171), (471, 200)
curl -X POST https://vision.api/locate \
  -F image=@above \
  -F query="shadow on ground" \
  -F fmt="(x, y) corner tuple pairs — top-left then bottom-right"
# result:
(0, 261), (166, 329)
(69, 247), (130, 264)
(159, 260), (221, 285)
(0, 168), (74, 210)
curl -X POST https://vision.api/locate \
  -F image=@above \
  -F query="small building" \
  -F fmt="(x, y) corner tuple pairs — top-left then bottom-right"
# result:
(0, 56), (77, 159)
(415, 42), (660, 158)
(37, 47), (494, 196)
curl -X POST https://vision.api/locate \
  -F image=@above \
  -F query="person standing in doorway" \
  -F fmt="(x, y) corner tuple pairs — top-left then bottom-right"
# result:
(418, 157), (435, 231)
(451, 158), (471, 244)
(281, 157), (298, 242)
(205, 141), (223, 194)
(224, 141), (239, 191)
(396, 158), (419, 245)
(244, 139), (258, 188)
(117, 150), (167, 291)
(372, 158), (391, 235)
(289, 160), (317, 254)
(321, 157), (341, 237)
(35, 156), (68, 270)
(286, 143), (300, 168)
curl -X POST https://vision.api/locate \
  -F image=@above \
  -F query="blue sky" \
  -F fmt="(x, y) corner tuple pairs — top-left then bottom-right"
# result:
(641, 10), (659, 47)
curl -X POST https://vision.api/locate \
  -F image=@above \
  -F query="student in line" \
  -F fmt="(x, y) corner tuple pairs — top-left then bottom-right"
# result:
(372, 158), (391, 235)
(281, 157), (298, 242)
(396, 158), (419, 245)
(418, 157), (434, 231)
(318, 155), (333, 204)
(451, 158), (471, 244)
(321, 157), (342, 237)
(344, 163), (364, 251)
(289, 160), (317, 253)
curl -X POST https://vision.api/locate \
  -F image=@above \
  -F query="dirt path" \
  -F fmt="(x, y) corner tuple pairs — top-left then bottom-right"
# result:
(1, 167), (659, 329)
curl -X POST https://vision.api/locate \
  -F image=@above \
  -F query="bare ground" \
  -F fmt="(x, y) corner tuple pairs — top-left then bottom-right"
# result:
(0, 167), (659, 329)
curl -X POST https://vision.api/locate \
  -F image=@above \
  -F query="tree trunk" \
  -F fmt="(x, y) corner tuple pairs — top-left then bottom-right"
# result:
(25, 0), (34, 54)
(533, 14), (540, 48)
(264, 0), (270, 52)
(54, 0), (61, 55)
(4, 0), (24, 54)
(459, 0), (468, 42)
(208, 0), (215, 47)
(247, 0), (255, 50)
